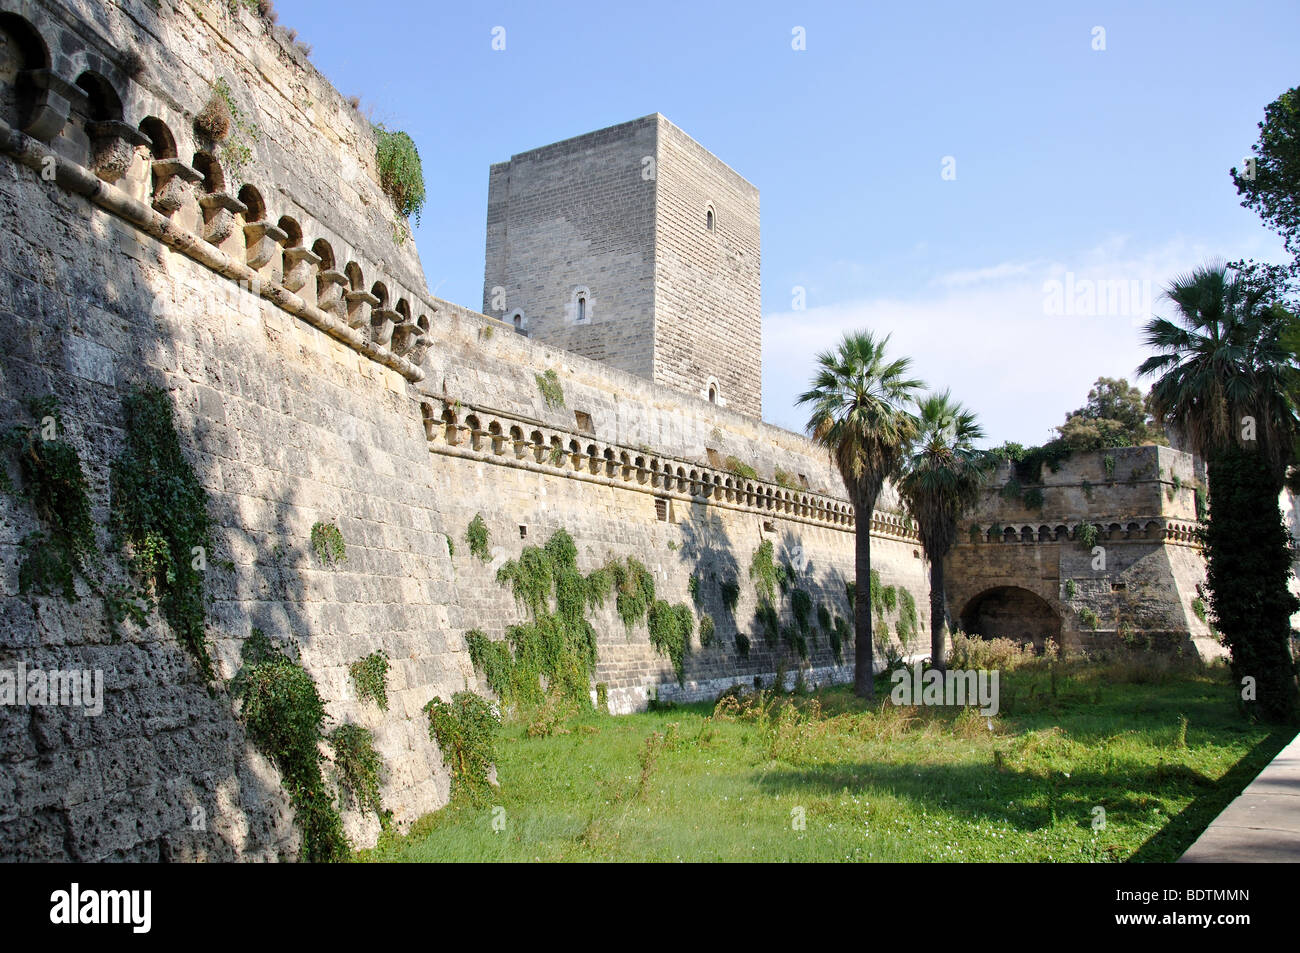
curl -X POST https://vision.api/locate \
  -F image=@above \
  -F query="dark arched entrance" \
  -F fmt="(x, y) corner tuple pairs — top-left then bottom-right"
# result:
(959, 586), (1060, 651)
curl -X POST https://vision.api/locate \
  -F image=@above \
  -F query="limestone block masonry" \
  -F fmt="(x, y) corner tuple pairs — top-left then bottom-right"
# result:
(483, 115), (763, 418)
(0, 0), (920, 860)
(0, 0), (1215, 863)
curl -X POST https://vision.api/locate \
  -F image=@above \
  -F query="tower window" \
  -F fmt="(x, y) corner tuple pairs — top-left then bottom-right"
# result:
(703, 377), (723, 406)
(570, 286), (591, 324)
(706, 209), (714, 230)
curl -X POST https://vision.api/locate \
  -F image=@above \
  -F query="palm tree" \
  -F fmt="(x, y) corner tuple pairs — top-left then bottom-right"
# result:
(1139, 263), (1295, 481)
(798, 331), (922, 698)
(897, 392), (992, 672)
(1138, 261), (1300, 721)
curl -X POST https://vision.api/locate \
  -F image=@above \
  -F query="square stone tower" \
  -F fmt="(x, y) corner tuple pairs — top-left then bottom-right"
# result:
(482, 114), (762, 418)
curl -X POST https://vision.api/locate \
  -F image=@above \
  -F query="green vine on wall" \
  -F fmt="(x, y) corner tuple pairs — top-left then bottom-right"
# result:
(535, 369), (565, 408)
(465, 513), (491, 562)
(698, 613), (716, 646)
(467, 530), (613, 709)
(311, 521), (346, 566)
(424, 691), (499, 804)
(232, 629), (348, 862)
(749, 540), (780, 605)
(720, 579), (740, 612)
(647, 600), (694, 683)
(329, 722), (385, 819)
(0, 397), (97, 603)
(373, 124), (427, 223)
(110, 385), (216, 679)
(349, 650), (389, 711)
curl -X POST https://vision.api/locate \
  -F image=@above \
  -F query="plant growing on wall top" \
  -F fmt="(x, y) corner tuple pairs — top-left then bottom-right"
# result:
(725, 456), (757, 480)
(374, 124), (426, 223)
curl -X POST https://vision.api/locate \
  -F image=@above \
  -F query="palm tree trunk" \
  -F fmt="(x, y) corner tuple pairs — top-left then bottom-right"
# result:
(929, 553), (947, 671)
(853, 500), (874, 699)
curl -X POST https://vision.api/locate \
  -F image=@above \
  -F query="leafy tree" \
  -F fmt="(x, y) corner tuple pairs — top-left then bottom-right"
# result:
(1056, 377), (1166, 450)
(1232, 86), (1300, 263)
(897, 392), (993, 671)
(798, 331), (922, 697)
(1139, 262), (1299, 721)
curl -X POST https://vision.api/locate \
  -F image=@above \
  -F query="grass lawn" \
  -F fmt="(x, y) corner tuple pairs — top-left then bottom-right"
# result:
(361, 657), (1296, 862)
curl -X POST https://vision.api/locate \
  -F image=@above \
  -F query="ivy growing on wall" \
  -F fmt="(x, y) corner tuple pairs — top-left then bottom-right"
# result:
(110, 385), (216, 679)
(424, 691), (500, 804)
(720, 579), (740, 612)
(749, 540), (780, 605)
(535, 368), (565, 408)
(329, 722), (385, 819)
(465, 513), (491, 562)
(311, 521), (346, 566)
(698, 613), (716, 646)
(464, 530), (612, 709)
(647, 600), (694, 683)
(349, 650), (389, 711)
(0, 397), (97, 603)
(232, 629), (348, 862)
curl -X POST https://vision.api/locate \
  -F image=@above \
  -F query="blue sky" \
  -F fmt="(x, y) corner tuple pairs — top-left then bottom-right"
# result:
(277, 0), (1298, 445)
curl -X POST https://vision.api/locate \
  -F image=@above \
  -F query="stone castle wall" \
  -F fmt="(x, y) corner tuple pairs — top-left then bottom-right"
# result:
(946, 445), (1219, 658)
(0, 0), (1220, 865)
(0, 0), (923, 860)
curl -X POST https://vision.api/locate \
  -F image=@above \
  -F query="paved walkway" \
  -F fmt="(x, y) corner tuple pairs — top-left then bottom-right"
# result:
(1179, 730), (1300, 862)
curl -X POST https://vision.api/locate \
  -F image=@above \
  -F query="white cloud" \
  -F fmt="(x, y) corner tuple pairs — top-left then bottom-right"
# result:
(761, 236), (1229, 445)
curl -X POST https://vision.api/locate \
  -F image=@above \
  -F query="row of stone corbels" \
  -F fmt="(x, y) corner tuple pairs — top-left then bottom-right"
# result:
(1, 2), (433, 370)
(417, 398), (903, 535)
(966, 519), (1201, 545)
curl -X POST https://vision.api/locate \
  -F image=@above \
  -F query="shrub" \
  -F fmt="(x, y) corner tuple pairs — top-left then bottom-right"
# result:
(424, 691), (499, 803)
(373, 124), (426, 222)
(1078, 606), (1101, 630)
(947, 632), (1035, 670)
(735, 633), (751, 657)
(720, 579), (740, 612)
